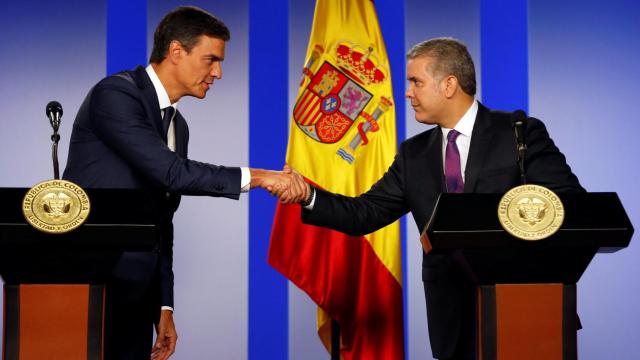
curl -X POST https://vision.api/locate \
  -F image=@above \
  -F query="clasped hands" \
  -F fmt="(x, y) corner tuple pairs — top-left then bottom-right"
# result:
(250, 166), (310, 204)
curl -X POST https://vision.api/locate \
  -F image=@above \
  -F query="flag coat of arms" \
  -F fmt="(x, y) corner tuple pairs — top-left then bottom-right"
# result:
(269, 0), (403, 358)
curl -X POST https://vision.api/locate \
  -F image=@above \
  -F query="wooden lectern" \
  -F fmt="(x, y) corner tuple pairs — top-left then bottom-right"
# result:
(0, 188), (161, 360)
(421, 192), (633, 360)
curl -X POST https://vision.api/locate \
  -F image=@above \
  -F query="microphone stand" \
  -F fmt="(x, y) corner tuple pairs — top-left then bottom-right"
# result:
(46, 101), (63, 180)
(51, 120), (60, 180)
(515, 126), (526, 185)
(513, 111), (527, 185)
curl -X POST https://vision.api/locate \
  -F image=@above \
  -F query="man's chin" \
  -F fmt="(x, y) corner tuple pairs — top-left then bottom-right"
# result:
(414, 115), (434, 125)
(412, 110), (426, 122)
(181, 92), (207, 100)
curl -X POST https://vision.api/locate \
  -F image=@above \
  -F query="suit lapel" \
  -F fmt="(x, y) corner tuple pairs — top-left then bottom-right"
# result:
(422, 127), (446, 193)
(131, 66), (188, 156)
(464, 103), (494, 192)
(130, 66), (165, 141)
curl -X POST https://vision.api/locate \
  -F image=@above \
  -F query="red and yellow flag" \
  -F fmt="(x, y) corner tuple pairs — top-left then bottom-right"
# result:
(268, 0), (403, 358)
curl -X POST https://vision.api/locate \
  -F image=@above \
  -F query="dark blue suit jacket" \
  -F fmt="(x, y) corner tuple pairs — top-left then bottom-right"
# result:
(64, 65), (241, 311)
(302, 103), (585, 358)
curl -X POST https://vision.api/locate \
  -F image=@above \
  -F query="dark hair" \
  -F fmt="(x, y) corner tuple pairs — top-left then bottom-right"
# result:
(149, 6), (230, 64)
(407, 37), (476, 96)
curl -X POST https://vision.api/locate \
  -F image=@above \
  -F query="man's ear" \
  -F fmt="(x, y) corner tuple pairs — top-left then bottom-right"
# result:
(167, 40), (183, 64)
(443, 75), (459, 98)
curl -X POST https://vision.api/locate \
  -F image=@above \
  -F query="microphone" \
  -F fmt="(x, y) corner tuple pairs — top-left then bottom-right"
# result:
(46, 101), (63, 132)
(46, 101), (63, 179)
(512, 110), (527, 184)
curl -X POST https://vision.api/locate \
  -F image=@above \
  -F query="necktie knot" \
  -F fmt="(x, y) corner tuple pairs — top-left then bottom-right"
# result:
(447, 129), (460, 142)
(162, 106), (175, 136)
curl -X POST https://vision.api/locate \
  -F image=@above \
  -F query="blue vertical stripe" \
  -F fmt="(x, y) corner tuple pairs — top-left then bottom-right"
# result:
(248, 0), (289, 359)
(107, 0), (147, 76)
(480, 0), (529, 112)
(375, 0), (407, 357)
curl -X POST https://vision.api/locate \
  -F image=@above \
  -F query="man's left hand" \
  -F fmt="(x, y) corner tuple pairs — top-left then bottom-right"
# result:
(151, 310), (177, 360)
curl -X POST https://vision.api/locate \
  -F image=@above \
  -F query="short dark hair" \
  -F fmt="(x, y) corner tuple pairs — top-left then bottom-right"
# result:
(407, 37), (476, 96)
(149, 6), (231, 64)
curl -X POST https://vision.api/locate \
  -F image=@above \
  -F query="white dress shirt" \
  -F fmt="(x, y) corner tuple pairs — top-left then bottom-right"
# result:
(440, 100), (478, 182)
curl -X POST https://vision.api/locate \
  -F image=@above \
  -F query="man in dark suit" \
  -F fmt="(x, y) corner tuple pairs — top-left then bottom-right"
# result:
(63, 6), (304, 360)
(285, 38), (584, 359)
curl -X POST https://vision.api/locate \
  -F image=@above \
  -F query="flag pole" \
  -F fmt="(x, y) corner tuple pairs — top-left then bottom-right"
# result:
(331, 319), (340, 360)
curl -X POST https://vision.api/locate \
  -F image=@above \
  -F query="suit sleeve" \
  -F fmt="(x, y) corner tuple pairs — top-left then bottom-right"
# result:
(160, 221), (175, 309)
(302, 149), (410, 236)
(90, 82), (241, 199)
(525, 118), (585, 193)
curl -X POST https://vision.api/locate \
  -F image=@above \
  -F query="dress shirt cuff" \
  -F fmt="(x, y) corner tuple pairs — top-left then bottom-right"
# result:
(240, 167), (250, 193)
(161, 306), (174, 312)
(303, 187), (316, 210)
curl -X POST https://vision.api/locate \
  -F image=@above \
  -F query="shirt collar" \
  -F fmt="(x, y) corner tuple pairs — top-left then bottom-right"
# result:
(441, 99), (478, 138)
(146, 64), (177, 111)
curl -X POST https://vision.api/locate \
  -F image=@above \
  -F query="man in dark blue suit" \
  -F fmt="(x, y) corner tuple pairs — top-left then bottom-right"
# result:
(283, 38), (584, 359)
(63, 6), (305, 360)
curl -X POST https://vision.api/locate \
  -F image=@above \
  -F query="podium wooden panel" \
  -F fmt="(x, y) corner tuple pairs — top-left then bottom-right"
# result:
(3, 285), (104, 360)
(477, 284), (575, 360)
(422, 192), (633, 360)
(1, 188), (162, 360)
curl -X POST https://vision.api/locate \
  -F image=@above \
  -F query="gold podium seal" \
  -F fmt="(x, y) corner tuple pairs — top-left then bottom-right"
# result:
(497, 184), (564, 241)
(22, 179), (90, 234)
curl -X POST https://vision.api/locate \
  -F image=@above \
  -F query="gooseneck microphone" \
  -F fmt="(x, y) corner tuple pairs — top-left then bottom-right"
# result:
(512, 110), (527, 185)
(46, 101), (63, 179)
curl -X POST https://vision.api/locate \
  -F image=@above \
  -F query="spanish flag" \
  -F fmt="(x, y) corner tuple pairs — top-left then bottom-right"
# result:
(268, 0), (403, 358)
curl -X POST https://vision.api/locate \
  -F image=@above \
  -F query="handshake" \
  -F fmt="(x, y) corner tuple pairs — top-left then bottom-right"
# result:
(250, 165), (311, 204)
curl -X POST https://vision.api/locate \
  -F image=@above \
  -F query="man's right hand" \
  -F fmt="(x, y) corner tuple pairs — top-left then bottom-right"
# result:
(279, 165), (312, 205)
(249, 168), (309, 204)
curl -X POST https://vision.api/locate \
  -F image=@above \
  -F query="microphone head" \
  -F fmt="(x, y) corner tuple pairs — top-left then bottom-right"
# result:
(46, 101), (63, 131)
(46, 101), (63, 118)
(513, 109), (527, 124)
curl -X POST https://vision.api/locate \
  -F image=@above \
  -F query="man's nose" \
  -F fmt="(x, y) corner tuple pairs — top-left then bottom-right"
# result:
(211, 63), (222, 79)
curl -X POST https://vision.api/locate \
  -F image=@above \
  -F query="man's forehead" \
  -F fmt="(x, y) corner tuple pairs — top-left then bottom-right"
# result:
(195, 35), (226, 55)
(407, 57), (430, 72)
(409, 55), (435, 66)
(409, 56), (437, 74)
(194, 34), (224, 45)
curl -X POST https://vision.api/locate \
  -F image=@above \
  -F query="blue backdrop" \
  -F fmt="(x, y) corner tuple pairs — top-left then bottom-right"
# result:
(0, 0), (638, 359)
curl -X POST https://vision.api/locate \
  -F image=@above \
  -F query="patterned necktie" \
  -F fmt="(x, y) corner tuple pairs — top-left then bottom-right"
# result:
(445, 130), (464, 193)
(162, 106), (175, 138)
